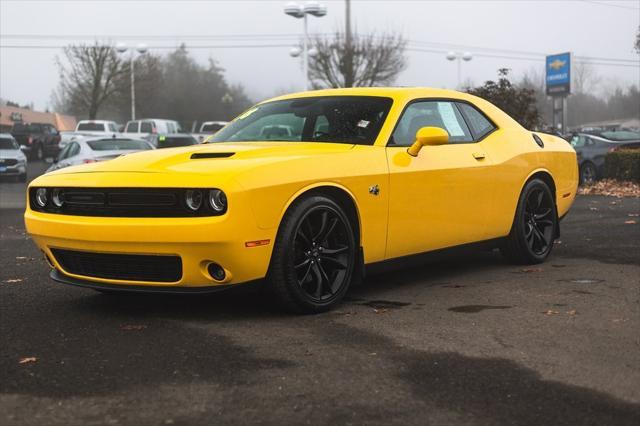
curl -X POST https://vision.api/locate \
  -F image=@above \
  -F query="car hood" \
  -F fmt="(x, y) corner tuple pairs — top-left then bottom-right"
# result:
(32, 142), (356, 187)
(0, 149), (26, 160)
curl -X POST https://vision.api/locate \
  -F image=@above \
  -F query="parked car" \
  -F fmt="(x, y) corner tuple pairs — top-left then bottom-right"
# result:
(46, 137), (154, 173)
(10, 122), (61, 161)
(156, 134), (199, 149)
(570, 131), (640, 184)
(193, 121), (228, 142)
(123, 119), (182, 144)
(26, 87), (578, 313)
(0, 133), (27, 182)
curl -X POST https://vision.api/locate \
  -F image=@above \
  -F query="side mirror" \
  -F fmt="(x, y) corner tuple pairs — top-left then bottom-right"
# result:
(407, 127), (449, 157)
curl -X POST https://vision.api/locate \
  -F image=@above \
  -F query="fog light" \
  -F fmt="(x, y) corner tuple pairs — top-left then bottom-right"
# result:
(52, 188), (65, 207)
(185, 189), (203, 211)
(208, 189), (227, 212)
(207, 263), (226, 281)
(35, 188), (48, 207)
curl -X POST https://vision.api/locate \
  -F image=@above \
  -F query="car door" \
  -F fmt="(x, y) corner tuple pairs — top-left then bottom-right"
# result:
(385, 100), (496, 259)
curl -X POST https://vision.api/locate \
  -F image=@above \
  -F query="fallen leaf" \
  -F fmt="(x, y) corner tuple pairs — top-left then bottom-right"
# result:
(15, 256), (27, 260)
(19, 357), (37, 364)
(373, 308), (388, 314)
(120, 324), (147, 331)
(3, 279), (23, 283)
(566, 309), (578, 316)
(578, 179), (640, 198)
(543, 310), (559, 316)
(589, 207), (598, 211)
(554, 240), (562, 245)
(624, 220), (636, 224)
(628, 213), (640, 217)
(521, 268), (542, 273)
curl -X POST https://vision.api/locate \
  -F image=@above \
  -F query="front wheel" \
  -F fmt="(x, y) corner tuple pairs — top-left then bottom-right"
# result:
(268, 195), (356, 314)
(501, 179), (557, 264)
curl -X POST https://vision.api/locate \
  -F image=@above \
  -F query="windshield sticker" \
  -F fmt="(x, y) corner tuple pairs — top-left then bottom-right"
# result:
(237, 107), (258, 120)
(437, 103), (465, 137)
(357, 120), (370, 128)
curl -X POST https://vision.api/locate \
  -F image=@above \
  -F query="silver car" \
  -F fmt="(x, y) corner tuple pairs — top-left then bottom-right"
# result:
(46, 137), (154, 173)
(0, 133), (28, 182)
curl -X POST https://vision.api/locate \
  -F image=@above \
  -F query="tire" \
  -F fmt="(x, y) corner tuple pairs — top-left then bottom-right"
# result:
(500, 178), (557, 265)
(268, 195), (357, 314)
(579, 162), (597, 186)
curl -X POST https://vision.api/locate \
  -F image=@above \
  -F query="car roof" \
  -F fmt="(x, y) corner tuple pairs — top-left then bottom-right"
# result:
(78, 137), (149, 144)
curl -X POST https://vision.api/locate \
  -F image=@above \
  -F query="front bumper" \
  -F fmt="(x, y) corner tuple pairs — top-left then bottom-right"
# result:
(25, 206), (276, 289)
(0, 163), (26, 176)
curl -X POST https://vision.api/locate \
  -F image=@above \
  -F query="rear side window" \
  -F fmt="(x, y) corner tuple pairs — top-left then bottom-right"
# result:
(125, 122), (138, 133)
(391, 101), (473, 146)
(66, 142), (81, 158)
(457, 103), (495, 140)
(77, 122), (105, 131)
(140, 122), (153, 133)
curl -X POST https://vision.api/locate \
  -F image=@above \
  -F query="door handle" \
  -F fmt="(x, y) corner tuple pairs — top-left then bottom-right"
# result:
(472, 152), (486, 160)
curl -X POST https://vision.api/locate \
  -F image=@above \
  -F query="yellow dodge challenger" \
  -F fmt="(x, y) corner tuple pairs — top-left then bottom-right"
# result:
(25, 88), (578, 313)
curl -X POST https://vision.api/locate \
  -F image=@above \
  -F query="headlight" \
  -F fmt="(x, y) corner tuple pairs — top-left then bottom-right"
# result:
(208, 189), (227, 212)
(185, 189), (203, 211)
(52, 189), (65, 207)
(35, 188), (48, 207)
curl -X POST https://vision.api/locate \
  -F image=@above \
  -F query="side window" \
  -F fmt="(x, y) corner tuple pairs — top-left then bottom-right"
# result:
(67, 142), (81, 158)
(140, 122), (153, 133)
(57, 144), (71, 161)
(571, 135), (586, 148)
(313, 115), (329, 138)
(457, 103), (495, 140)
(125, 122), (138, 133)
(585, 137), (596, 147)
(108, 123), (117, 132)
(391, 101), (473, 146)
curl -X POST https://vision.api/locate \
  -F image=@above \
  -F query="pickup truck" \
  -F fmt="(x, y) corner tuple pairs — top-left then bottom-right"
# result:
(58, 120), (121, 150)
(192, 121), (228, 143)
(10, 122), (61, 161)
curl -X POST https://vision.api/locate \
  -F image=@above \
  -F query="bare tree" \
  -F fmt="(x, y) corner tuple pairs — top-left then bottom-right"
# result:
(308, 31), (407, 88)
(635, 26), (640, 54)
(56, 43), (124, 119)
(573, 62), (601, 94)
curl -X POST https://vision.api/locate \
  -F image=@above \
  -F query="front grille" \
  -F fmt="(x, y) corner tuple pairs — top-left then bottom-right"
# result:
(51, 248), (182, 282)
(0, 159), (18, 166)
(29, 187), (225, 217)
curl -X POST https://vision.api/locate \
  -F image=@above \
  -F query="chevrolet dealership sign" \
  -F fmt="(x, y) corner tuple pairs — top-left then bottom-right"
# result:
(546, 52), (572, 96)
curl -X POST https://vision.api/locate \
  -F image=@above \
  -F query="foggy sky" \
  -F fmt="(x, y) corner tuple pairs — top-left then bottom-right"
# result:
(1, 0), (639, 112)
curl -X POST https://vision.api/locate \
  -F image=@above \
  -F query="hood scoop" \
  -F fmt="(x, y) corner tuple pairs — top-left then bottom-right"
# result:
(191, 152), (235, 159)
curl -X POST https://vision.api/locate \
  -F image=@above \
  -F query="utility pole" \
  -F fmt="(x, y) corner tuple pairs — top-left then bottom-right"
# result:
(344, 0), (353, 87)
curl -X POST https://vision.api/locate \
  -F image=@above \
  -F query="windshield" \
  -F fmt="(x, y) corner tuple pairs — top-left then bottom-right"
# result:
(601, 131), (640, 141)
(87, 139), (151, 151)
(77, 122), (106, 131)
(210, 96), (393, 145)
(0, 137), (19, 150)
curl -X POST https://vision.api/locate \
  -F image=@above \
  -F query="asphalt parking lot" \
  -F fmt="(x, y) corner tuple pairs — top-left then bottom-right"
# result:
(1, 163), (639, 425)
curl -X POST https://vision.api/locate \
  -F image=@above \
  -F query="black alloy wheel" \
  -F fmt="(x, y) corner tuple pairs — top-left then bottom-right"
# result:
(501, 178), (557, 264)
(268, 195), (356, 313)
(523, 187), (555, 256)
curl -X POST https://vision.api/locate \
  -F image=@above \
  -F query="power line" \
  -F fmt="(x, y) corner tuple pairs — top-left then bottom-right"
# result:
(578, 0), (640, 11)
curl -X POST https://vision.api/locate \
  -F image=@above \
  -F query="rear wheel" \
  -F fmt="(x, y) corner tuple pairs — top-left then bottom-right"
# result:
(501, 179), (557, 264)
(268, 195), (356, 313)
(579, 162), (597, 186)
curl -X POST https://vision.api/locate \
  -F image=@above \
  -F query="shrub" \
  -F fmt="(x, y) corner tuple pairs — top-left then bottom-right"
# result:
(605, 150), (640, 182)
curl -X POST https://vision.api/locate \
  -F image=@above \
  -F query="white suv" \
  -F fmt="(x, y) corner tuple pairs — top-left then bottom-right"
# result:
(124, 119), (182, 144)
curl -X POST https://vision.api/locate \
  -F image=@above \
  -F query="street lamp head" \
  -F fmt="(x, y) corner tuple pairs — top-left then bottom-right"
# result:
(289, 46), (302, 57)
(446, 51), (457, 61)
(136, 44), (148, 54)
(462, 52), (473, 61)
(284, 2), (304, 18)
(115, 43), (128, 54)
(304, 1), (327, 17)
(307, 47), (318, 57)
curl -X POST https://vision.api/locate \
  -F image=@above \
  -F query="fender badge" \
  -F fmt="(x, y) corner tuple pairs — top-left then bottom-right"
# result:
(368, 184), (380, 196)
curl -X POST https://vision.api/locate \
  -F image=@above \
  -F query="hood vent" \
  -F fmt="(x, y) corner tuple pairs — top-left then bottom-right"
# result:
(191, 152), (235, 159)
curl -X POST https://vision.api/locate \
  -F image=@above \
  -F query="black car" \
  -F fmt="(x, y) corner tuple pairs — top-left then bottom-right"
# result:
(570, 131), (640, 184)
(10, 122), (61, 161)
(156, 134), (199, 149)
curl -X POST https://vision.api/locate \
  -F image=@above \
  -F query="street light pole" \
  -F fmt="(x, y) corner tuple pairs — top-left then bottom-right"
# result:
(284, 1), (327, 91)
(446, 51), (473, 89)
(116, 43), (148, 121)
